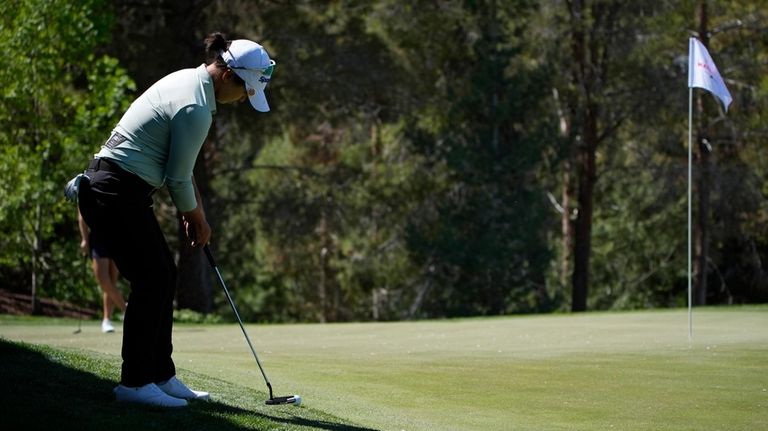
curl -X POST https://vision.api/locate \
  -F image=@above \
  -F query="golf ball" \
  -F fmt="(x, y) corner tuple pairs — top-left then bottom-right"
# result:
(292, 395), (302, 406)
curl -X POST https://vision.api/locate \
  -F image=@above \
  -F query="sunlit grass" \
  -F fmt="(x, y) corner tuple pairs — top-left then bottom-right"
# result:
(2, 306), (767, 430)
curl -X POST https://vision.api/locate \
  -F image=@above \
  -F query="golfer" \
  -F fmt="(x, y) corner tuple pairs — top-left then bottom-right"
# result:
(77, 32), (275, 407)
(78, 210), (126, 333)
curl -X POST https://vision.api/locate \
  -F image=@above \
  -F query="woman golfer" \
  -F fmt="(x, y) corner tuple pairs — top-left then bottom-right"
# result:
(77, 32), (275, 407)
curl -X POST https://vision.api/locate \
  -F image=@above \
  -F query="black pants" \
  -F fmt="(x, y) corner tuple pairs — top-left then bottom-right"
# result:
(78, 158), (176, 387)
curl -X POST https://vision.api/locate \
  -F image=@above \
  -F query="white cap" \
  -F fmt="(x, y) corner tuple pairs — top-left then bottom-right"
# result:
(221, 39), (275, 112)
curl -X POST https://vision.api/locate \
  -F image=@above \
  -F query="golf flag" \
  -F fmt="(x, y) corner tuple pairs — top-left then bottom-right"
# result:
(688, 37), (732, 111)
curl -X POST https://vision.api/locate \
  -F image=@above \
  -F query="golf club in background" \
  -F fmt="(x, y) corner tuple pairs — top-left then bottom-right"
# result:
(73, 254), (89, 334)
(203, 244), (301, 407)
(73, 312), (83, 334)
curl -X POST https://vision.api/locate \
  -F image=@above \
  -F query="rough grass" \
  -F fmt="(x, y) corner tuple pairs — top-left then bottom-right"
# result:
(1, 306), (767, 430)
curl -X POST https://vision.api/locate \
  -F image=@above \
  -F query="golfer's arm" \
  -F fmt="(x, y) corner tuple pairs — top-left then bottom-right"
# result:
(181, 176), (211, 246)
(166, 105), (210, 212)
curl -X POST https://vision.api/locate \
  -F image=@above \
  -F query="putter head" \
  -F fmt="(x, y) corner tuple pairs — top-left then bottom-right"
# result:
(265, 394), (301, 406)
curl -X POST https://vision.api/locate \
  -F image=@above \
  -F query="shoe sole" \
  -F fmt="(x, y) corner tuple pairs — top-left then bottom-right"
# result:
(115, 399), (188, 408)
(162, 393), (210, 401)
(118, 403), (188, 409)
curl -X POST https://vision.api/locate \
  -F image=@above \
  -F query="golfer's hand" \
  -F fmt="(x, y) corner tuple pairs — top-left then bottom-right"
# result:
(182, 207), (211, 247)
(80, 239), (89, 257)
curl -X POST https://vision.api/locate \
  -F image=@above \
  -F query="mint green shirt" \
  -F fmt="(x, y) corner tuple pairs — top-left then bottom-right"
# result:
(96, 64), (216, 212)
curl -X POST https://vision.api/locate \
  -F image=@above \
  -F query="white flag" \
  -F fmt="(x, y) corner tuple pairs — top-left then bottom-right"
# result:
(688, 37), (732, 111)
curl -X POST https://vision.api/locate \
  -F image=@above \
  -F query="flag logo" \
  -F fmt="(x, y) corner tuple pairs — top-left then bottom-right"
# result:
(688, 37), (732, 111)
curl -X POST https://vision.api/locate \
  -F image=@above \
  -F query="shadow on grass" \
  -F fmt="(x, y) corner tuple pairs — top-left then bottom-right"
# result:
(0, 338), (379, 431)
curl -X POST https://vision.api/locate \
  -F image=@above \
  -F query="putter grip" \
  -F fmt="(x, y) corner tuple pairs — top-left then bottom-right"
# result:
(203, 244), (217, 268)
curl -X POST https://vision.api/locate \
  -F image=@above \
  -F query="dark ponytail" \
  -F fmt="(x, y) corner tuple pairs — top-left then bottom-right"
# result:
(204, 32), (230, 67)
(203, 32), (245, 86)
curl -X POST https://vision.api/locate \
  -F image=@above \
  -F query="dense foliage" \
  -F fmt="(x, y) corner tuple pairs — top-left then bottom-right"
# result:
(0, 0), (134, 308)
(1, 0), (766, 320)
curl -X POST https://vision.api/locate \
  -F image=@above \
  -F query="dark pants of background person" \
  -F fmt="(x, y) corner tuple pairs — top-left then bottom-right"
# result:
(78, 157), (177, 387)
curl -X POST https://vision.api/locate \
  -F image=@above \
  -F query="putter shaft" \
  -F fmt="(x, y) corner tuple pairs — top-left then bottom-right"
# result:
(204, 245), (273, 398)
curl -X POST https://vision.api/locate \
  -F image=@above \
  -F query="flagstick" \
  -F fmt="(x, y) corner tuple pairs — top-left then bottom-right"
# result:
(688, 87), (693, 344)
(686, 36), (732, 345)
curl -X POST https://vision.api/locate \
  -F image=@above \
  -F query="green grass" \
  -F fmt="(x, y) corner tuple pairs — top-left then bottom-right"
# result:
(1, 307), (767, 430)
(0, 339), (374, 431)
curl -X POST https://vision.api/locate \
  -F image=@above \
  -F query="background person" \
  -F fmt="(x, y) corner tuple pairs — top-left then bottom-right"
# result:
(78, 210), (127, 333)
(76, 32), (275, 408)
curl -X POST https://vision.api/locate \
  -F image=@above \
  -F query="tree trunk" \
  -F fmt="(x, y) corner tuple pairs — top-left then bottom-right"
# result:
(560, 148), (574, 303)
(567, 0), (600, 312)
(571, 107), (598, 312)
(31, 203), (41, 314)
(694, 130), (711, 306)
(561, 161), (572, 290)
(553, 88), (573, 292)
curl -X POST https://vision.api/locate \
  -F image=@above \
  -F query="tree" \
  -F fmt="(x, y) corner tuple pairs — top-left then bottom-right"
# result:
(0, 0), (134, 309)
(545, 0), (683, 311)
(367, 0), (556, 316)
(7, 0), (767, 320)
(561, 0), (621, 311)
(562, 0), (768, 309)
(202, 1), (417, 322)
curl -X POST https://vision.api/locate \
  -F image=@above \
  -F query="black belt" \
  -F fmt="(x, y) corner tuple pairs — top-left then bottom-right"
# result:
(88, 157), (126, 174)
(87, 158), (157, 196)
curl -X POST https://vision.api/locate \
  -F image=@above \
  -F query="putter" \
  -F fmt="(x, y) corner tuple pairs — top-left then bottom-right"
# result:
(203, 244), (301, 406)
(73, 314), (82, 334)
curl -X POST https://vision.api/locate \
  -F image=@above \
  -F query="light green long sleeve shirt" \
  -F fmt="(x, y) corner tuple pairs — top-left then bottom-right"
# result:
(96, 64), (216, 212)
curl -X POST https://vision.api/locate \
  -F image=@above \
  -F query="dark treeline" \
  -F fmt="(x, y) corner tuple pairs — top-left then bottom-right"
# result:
(1, 0), (767, 322)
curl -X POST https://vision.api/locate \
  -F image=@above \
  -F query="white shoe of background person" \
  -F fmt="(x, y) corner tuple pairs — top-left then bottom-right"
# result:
(157, 376), (210, 401)
(101, 319), (115, 333)
(114, 383), (188, 407)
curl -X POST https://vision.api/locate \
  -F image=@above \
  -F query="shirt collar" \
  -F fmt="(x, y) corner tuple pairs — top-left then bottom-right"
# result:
(198, 64), (217, 115)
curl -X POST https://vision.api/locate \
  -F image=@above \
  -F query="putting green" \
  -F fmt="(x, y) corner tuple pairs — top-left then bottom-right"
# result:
(1, 307), (766, 430)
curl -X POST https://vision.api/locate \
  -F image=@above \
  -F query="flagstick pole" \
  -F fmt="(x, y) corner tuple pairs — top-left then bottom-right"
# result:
(687, 36), (731, 344)
(688, 87), (693, 344)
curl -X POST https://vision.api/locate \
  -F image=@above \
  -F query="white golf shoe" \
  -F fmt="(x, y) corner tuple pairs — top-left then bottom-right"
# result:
(157, 376), (210, 401)
(101, 319), (115, 333)
(114, 383), (188, 408)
